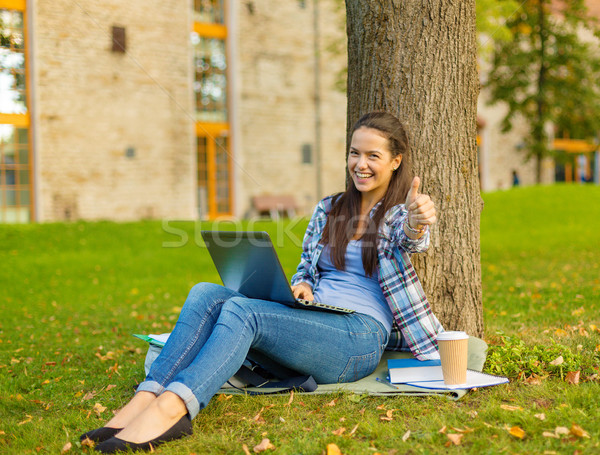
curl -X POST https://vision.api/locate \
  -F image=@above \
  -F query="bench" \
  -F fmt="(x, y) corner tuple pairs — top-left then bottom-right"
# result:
(252, 195), (297, 219)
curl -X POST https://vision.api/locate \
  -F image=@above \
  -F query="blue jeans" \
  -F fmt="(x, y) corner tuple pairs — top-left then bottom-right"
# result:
(137, 283), (389, 418)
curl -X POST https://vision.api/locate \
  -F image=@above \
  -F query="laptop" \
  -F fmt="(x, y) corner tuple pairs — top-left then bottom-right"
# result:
(200, 230), (354, 314)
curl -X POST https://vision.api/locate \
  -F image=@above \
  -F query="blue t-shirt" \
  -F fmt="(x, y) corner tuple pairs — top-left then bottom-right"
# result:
(313, 240), (393, 334)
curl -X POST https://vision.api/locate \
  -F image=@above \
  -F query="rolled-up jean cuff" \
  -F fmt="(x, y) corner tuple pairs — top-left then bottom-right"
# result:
(165, 382), (200, 419)
(136, 380), (165, 396)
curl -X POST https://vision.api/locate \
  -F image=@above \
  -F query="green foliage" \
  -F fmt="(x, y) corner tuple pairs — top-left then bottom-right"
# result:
(485, 334), (598, 379)
(476, 0), (520, 50)
(486, 0), (600, 176)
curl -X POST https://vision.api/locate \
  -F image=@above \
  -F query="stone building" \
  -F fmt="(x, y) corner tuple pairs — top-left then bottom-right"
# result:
(0, 0), (347, 223)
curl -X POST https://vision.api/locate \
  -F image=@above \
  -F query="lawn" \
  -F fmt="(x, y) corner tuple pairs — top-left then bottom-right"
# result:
(1, 184), (599, 454)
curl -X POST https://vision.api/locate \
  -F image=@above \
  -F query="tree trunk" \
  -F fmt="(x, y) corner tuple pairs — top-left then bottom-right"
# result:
(345, 0), (483, 337)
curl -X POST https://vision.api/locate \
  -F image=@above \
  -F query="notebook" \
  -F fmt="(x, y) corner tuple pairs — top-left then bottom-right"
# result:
(405, 370), (509, 390)
(387, 358), (508, 390)
(200, 230), (354, 314)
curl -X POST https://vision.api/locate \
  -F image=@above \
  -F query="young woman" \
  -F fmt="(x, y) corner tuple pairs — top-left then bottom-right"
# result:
(81, 111), (443, 453)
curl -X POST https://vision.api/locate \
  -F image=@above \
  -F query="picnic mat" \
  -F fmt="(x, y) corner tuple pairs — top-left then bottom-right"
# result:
(219, 336), (488, 400)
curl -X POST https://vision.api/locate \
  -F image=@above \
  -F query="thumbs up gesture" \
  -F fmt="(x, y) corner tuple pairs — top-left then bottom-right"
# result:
(404, 176), (437, 238)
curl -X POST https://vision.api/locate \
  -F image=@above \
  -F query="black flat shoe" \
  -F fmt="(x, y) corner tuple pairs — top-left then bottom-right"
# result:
(80, 427), (123, 443)
(94, 414), (193, 453)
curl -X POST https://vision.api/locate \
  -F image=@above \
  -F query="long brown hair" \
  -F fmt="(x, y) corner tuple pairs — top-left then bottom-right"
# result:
(321, 111), (413, 276)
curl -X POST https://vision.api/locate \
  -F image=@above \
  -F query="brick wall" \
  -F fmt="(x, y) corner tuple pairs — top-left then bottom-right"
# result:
(33, 0), (195, 221)
(234, 0), (347, 216)
(31, 0), (349, 221)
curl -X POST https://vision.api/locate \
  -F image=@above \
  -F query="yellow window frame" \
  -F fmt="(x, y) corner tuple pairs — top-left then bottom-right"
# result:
(1, 0), (34, 222)
(194, 4), (231, 219)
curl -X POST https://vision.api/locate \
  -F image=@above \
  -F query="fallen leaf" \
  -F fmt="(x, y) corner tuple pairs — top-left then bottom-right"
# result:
(468, 410), (478, 418)
(253, 415), (266, 425)
(380, 409), (396, 421)
(525, 375), (543, 385)
(566, 371), (580, 385)
(438, 425), (447, 434)
(93, 403), (107, 416)
(534, 413), (546, 420)
(81, 437), (95, 448)
(359, 407), (366, 415)
(82, 391), (95, 401)
(402, 430), (411, 441)
(500, 404), (523, 411)
(376, 404), (386, 410)
(555, 426), (570, 435)
(106, 384), (117, 391)
(332, 427), (346, 436)
(339, 417), (346, 422)
(61, 442), (72, 453)
(17, 415), (33, 425)
(242, 444), (251, 455)
(324, 399), (338, 407)
(554, 329), (567, 336)
(349, 423), (359, 436)
(287, 390), (294, 406)
(452, 426), (475, 433)
(508, 426), (525, 439)
(446, 433), (463, 445)
(217, 394), (232, 401)
(543, 431), (559, 438)
(253, 438), (275, 453)
(252, 406), (272, 425)
(570, 424), (589, 438)
(326, 443), (342, 455)
(549, 356), (564, 366)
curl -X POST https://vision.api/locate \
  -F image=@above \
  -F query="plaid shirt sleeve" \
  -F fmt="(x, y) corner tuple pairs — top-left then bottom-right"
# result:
(378, 204), (443, 360)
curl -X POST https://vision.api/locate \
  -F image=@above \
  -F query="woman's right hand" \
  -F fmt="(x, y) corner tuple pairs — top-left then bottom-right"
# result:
(291, 282), (314, 301)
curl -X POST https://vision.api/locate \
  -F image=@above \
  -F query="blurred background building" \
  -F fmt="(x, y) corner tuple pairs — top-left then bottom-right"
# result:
(0, 0), (347, 223)
(0, 0), (598, 223)
(477, 0), (600, 191)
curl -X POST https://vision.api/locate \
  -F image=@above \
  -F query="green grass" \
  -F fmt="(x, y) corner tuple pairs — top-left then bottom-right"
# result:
(1, 184), (599, 454)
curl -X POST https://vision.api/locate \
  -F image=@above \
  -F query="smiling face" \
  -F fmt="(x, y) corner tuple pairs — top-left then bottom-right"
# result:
(348, 127), (402, 203)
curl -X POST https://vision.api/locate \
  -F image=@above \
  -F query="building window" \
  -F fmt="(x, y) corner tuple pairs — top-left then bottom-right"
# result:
(1, 2), (32, 223)
(192, 34), (227, 123)
(302, 144), (312, 164)
(194, 0), (224, 24)
(193, 0), (231, 218)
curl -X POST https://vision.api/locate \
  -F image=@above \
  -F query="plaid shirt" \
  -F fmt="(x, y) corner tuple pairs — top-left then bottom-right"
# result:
(291, 195), (443, 360)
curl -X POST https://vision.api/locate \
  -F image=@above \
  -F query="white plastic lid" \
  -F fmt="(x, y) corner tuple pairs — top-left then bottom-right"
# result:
(436, 331), (468, 341)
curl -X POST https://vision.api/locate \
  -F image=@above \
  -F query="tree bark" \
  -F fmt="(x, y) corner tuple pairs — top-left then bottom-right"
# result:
(345, 0), (483, 337)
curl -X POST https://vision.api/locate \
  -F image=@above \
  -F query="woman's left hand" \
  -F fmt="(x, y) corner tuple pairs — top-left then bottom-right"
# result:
(405, 176), (437, 230)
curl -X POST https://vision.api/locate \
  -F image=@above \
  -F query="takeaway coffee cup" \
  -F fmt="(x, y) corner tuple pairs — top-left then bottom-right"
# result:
(437, 331), (469, 386)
